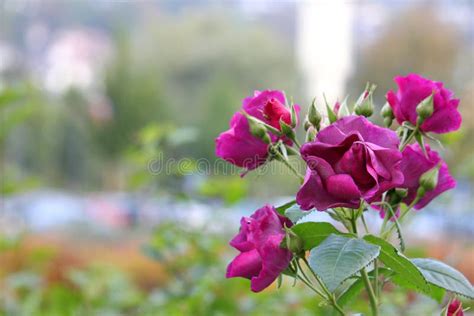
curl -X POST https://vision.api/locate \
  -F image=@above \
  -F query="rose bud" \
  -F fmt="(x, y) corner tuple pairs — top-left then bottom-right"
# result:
(284, 226), (304, 257)
(416, 93), (435, 124)
(354, 83), (376, 118)
(247, 116), (271, 144)
(308, 99), (322, 130)
(226, 205), (293, 292)
(381, 102), (394, 119)
(447, 298), (464, 316)
(386, 73), (461, 134)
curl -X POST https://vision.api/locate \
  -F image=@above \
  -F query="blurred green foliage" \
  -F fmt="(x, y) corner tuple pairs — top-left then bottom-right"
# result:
(2, 223), (470, 316)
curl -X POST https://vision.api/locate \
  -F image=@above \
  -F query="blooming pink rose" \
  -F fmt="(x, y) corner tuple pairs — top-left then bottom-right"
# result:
(296, 115), (404, 211)
(215, 90), (299, 170)
(447, 299), (464, 316)
(226, 204), (293, 292)
(399, 143), (456, 209)
(386, 73), (461, 133)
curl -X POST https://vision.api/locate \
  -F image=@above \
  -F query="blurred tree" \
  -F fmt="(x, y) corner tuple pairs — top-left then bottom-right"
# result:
(93, 35), (168, 159)
(128, 11), (300, 160)
(347, 5), (462, 109)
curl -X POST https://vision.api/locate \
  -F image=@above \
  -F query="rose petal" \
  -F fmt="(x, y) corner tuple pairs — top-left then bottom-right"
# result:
(226, 249), (262, 279)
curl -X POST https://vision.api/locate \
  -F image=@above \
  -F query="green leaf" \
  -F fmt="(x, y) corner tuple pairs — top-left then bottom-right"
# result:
(284, 205), (312, 224)
(363, 235), (428, 292)
(276, 200), (296, 215)
(412, 258), (474, 299)
(337, 267), (393, 307)
(308, 234), (380, 292)
(292, 222), (347, 250)
(391, 273), (445, 303)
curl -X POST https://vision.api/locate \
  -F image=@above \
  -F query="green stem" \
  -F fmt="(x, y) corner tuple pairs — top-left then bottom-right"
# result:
(399, 126), (418, 151)
(374, 259), (379, 299)
(361, 268), (379, 316)
(296, 275), (327, 299)
(361, 212), (370, 234)
(350, 215), (378, 316)
(382, 197), (419, 239)
(302, 258), (346, 316)
(274, 150), (304, 182)
(292, 136), (301, 149)
(295, 259), (313, 286)
(330, 295), (346, 316)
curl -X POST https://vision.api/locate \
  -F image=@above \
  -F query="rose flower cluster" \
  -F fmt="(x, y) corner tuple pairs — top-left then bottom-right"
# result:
(216, 74), (462, 297)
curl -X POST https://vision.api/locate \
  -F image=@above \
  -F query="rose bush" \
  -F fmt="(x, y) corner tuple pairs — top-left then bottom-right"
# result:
(217, 78), (472, 315)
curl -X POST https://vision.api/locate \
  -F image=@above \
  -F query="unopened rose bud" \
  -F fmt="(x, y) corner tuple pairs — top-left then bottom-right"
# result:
(355, 103), (374, 117)
(446, 298), (464, 316)
(308, 99), (322, 130)
(284, 227), (304, 257)
(395, 188), (408, 198)
(416, 93), (434, 124)
(419, 164), (440, 192)
(290, 104), (298, 128)
(304, 117), (311, 131)
(247, 116), (271, 144)
(354, 83), (376, 117)
(416, 186), (426, 199)
(381, 102), (394, 119)
(383, 117), (393, 127)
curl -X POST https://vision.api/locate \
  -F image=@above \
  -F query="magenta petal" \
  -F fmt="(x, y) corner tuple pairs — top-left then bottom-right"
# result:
(421, 99), (462, 133)
(229, 217), (254, 252)
(386, 90), (406, 124)
(226, 249), (262, 279)
(415, 160), (456, 209)
(400, 144), (456, 209)
(215, 113), (269, 170)
(250, 235), (291, 292)
(316, 116), (399, 149)
(296, 169), (359, 211)
(326, 174), (361, 201)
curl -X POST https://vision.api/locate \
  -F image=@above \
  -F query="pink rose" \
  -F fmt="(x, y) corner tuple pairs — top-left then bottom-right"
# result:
(386, 73), (461, 133)
(399, 143), (456, 209)
(296, 115), (404, 211)
(215, 90), (299, 170)
(226, 205), (293, 292)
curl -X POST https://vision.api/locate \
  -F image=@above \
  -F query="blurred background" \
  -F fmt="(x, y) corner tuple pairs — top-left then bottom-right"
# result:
(0, 0), (473, 315)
